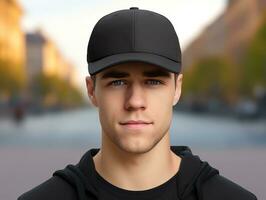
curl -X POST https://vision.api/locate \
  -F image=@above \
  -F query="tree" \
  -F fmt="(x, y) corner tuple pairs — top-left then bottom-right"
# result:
(183, 56), (239, 104)
(241, 14), (266, 97)
(0, 59), (26, 96)
(31, 73), (84, 108)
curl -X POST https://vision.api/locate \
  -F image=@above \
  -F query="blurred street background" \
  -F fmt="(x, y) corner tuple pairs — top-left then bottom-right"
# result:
(0, 0), (266, 200)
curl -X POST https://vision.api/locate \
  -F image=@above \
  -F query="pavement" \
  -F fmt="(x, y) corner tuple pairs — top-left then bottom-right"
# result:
(0, 146), (265, 200)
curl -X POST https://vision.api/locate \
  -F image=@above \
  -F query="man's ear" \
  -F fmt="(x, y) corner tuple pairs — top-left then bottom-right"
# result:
(173, 73), (183, 106)
(85, 76), (98, 107)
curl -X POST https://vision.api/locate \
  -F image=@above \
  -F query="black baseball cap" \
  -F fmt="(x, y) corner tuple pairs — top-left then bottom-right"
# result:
(87, 7), (182, 76)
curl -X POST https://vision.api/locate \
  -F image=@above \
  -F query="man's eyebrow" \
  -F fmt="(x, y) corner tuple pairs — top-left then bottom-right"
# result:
(143, 69), (171, 78)
(100, 70), (129, 79)
(100, 69), (171, 79)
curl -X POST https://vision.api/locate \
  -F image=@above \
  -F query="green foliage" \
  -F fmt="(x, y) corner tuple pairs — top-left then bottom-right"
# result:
(0, 59), (26, 96)
(241, 15), (266, 96)
(32, 73), (84, 108)
(183, 56), (238, 104)
(183, 13), (266, 103)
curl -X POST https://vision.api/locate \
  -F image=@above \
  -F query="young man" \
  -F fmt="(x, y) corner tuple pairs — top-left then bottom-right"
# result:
(18, 7), (257, 200)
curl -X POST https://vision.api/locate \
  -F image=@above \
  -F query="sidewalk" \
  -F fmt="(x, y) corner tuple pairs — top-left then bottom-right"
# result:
(0, 146), (265, 200)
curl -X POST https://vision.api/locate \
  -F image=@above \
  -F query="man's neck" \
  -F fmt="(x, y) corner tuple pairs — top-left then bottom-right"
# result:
(92, 135), (182, 191)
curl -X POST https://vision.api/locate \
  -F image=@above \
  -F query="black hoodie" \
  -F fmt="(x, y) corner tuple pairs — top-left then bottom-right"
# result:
(18, 146), (257, 200)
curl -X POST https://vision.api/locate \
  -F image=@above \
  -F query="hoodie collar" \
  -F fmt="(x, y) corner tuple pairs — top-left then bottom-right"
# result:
(170, 146), (219, 200)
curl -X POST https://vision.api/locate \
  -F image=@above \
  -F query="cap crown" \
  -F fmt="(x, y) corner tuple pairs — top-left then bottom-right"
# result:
(87, 8), (181, 64)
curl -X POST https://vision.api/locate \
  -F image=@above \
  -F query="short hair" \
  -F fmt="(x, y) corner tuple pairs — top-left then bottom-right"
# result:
(90, 73), (178, 91)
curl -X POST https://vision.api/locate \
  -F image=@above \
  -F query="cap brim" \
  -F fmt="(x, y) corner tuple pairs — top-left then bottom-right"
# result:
(88, 52), (181, 75)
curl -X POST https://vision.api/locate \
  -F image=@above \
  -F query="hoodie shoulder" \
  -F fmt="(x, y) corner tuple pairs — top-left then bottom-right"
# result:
(17, 176), (77, 200)
(202, 174), (257, 200)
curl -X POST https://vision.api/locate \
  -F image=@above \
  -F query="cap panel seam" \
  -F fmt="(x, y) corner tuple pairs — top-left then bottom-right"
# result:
(132, 10), (135, 51)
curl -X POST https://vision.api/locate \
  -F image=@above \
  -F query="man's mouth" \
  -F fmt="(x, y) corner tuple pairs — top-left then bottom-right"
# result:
(120, 120), (152, 125)
(119, 120), (153, 129)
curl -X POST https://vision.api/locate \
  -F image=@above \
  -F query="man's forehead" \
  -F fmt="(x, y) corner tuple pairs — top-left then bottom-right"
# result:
(98, 62), (172, 79)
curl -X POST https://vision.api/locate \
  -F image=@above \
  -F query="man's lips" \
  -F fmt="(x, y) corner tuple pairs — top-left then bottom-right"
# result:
(119, 120), (153, 129)
(119, 120), (153, 125)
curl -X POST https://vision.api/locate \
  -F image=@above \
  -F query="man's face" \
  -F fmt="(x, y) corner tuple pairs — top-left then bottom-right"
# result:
(86, 61), (182, 154)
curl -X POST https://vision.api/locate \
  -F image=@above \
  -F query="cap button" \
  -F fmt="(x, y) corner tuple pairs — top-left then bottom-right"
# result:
(130, 7), (139, 10)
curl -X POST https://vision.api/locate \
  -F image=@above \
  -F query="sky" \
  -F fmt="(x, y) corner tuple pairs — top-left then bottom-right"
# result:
(19, 0), (227, 90)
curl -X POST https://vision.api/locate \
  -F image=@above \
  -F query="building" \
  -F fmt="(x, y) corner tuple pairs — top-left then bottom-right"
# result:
(25, 30), (79, 87)
(25, 31), (45, 80)
(0, 0), (26, 95)
(0, 0), (25, 66)
(183, 0), (266, 68)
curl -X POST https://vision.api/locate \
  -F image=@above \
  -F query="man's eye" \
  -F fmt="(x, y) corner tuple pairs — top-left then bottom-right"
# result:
(109, 79), (162, 87)
(109, 80), (126, 86)
(147, 80), (162, 85)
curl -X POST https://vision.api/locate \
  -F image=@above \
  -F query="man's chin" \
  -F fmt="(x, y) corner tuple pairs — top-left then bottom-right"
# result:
(117, 141), (156, 155)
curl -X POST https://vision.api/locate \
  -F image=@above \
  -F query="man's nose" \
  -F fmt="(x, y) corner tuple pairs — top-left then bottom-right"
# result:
(124, 84), (146, 111)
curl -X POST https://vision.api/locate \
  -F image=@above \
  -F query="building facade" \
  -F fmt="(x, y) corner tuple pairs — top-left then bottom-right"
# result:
(0, 0), (26, 96)
(183, 0), (266, 68)
(25, 30), (79, 87)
